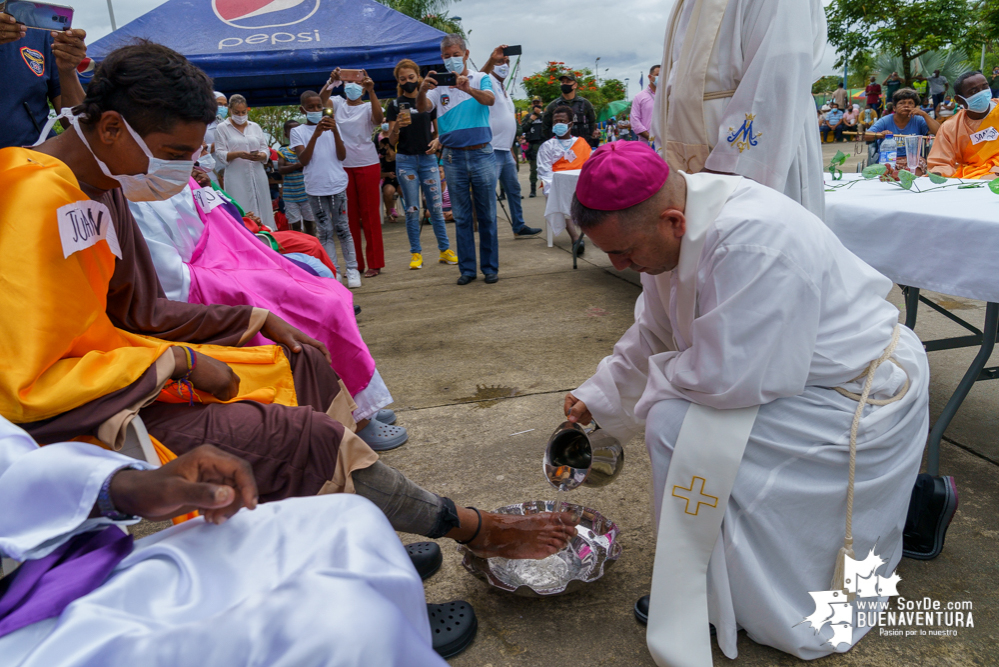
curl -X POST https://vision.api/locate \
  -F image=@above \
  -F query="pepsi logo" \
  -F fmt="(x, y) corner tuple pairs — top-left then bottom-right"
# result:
(212, 0), (320, 29)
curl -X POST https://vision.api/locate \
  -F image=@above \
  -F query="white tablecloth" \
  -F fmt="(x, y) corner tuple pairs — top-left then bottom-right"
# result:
(824, 174), (999, 303)
(543, 169), (581, 247)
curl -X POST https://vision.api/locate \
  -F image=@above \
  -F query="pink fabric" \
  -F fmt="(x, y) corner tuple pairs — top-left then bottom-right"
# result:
(576, 142), (670, 211)
(630, 87), (656, 136)
(185, 180), (376, 395)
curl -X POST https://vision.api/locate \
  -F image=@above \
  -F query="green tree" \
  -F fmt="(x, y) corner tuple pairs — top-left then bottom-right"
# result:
(376, 0), (463, 35)
(826, 0), (973, 84)
(600, 78), (626, 102)
(249, 106), (302, 147)
(521, 62), (603, 106)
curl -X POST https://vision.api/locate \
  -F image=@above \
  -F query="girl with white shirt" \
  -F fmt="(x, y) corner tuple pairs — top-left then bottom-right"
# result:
(321, 69), (386, 278)
(213, 94), (275, 230)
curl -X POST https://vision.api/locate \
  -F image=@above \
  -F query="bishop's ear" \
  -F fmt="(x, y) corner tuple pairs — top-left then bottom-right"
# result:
(662, 208), (686, 239)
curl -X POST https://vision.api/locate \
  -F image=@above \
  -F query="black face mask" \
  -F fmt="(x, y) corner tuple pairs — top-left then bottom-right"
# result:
(560, 83), (574, 95)
(401, 81), (419, 93)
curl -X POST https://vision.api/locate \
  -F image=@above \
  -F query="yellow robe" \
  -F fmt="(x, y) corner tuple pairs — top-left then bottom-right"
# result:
(0, 147), (297, 428)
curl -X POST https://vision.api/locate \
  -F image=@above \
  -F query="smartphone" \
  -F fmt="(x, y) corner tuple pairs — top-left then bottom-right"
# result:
(338, 68), (364, 83)
(2, 1), (73, 30)
(502, 45), (522, 57)
(430, 71), (457, 87)
(321, 107), (335, 118)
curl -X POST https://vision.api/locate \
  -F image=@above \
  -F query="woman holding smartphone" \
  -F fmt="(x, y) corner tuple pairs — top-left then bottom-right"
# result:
(214, 94), (275, 230)
(320, 68), (385, 278)
(385, 59), (456, 271)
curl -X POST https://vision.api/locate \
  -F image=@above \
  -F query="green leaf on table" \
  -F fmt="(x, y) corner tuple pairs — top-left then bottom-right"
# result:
(990, 179), (999, 195)
(831, 150), (847, 166)
(928, 173), (947, 184)
(862, 164), (887, 179)
(958, 183), (983, 189)
(897, 170), (916, 189)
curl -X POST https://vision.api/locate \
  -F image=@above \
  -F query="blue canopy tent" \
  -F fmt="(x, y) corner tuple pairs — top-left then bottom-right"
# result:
(88, 0), (447, 106)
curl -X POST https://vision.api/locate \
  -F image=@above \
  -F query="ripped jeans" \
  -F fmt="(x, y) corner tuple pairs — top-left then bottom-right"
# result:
(308, 191), (357, 275)
(395, 152), (451, 254)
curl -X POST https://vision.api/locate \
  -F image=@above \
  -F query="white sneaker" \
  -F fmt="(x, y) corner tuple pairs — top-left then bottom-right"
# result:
(346, 268), (362, 289)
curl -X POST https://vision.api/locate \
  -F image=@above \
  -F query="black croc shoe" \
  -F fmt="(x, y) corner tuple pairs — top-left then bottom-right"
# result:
(903, 474), (958, 560)
(406, 542), (442, 581)
(634, 594), (650, 625)
(429, 600), (477, 659)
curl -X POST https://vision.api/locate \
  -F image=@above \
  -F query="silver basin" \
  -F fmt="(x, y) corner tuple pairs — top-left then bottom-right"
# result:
(457, 500), (622, 597)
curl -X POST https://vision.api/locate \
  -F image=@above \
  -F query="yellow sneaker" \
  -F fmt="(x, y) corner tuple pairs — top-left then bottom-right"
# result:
(409, 253), (423, 270)
(439, 248), (458, 265)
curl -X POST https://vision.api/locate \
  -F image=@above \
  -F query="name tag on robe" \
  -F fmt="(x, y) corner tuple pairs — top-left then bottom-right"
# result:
(971, 126), (999, 145)
(56, 201), (121, 259)
(192, 188), (224, 213)
(564, 149), (578, 163)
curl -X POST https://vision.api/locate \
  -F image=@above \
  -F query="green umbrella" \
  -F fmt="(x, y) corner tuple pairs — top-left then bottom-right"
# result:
(599, 99), (632, 122)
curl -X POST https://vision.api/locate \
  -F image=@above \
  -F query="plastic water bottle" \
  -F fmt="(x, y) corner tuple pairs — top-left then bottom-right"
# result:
(879, 132), (897, 168)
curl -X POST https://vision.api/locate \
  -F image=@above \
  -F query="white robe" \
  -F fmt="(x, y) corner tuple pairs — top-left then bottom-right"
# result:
(654, 0), (827, 218)
(213, 119), (276, 230)
(573, 177), (929, 659)
(0, 419), (445, 667)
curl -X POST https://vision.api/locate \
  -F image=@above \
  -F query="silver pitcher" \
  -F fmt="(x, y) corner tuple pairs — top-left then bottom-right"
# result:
(543, 421), (624, 491)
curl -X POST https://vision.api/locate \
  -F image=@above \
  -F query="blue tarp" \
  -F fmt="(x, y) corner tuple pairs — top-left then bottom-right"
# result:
(89, 0), (446, 106)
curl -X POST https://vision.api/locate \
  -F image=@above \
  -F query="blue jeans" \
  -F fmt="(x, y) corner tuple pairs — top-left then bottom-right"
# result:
(395, 152), (450, 254)
(442, 145), (498, 277)
(494, 149), (526, 233)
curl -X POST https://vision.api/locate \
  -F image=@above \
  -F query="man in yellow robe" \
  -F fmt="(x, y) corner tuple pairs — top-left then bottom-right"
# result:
(0, 43), (575, 563)
(927, 71), (999, 179)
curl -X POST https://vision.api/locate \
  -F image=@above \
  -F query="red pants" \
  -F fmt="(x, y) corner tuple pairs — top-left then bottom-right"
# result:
(345, 163), (384, 271)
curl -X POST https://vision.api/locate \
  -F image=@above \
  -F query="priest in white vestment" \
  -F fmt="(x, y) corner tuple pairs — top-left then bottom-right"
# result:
(566, 143), (928, 662)
(0, 418), (449, 667)
(653, 0), (827, 218)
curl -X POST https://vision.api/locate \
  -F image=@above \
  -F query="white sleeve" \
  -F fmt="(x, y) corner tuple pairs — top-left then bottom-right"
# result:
(634, 243), (821, 416)
(703, 0), (825, 190)
(257, 125), (269, 152)
(573, 275), (676, 443)
(289, 126), (305, 150)
(537, 141), (556, 191)
(213, 124), (230, 167)
(0, 420), (150, 562)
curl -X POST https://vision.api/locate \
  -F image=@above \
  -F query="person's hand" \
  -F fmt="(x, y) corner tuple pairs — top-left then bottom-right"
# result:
(489, 44), (507, 65)
(564, 392), (592, 425)
(421, 72), (438, 93)
(397, 111), (412, 128)
(109, 445), (258, 524)
(245, 211), (262, 225)
(51, 28), (87, 71)
(362, 71), (375, 92)
(426, 137), (442, 154)
(330, 67), (342, 83)
(179, 349), (241, 401)
(261, 312), (332, 364)
(387, 171), (396, 178)
(529, 112), (539, 120)
(317, 116), (336, 133)
(456, 75), (471, 92)
(0, 13), (25, 45)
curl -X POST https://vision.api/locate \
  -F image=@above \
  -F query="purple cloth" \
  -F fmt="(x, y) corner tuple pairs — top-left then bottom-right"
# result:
(0, 527), (133, 638)
(285, 256), (321, 277)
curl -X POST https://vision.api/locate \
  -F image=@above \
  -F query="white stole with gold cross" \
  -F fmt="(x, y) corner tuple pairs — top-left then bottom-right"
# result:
(646, 171), (759, 667)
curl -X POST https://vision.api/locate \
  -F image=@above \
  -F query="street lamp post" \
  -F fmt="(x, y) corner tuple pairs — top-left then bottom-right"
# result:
(595, 57), (601, 84)
(625, 78), (630, 100)
(107, 0), (117, 30)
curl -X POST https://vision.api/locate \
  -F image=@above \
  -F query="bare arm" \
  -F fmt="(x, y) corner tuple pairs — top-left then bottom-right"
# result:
(51, 29), (87, 110)
(915, 108), (941, 135)
(296, 120), (333, 166)
(331, 123), (346, 162)
(417, 74), (436, 113)
(362, 74), (383, 125)
(277, 154), (302, 174)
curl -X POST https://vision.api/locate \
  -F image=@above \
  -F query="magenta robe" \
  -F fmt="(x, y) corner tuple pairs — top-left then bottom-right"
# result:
(187, 181), (376, 396)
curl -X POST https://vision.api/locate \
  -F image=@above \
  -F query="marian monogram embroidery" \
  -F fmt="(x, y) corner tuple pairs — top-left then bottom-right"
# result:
(726, 113), (762, 153)
(672, 476), (719, 516)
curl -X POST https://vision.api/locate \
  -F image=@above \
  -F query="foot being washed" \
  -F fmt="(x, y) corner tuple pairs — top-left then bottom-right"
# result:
(449, 508), (578, 560)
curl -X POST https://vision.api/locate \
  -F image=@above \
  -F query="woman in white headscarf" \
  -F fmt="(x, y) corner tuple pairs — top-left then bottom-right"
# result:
(213, 93), (275, 230)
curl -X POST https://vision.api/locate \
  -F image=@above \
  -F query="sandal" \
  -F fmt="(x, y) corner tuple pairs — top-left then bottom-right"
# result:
(355, 418), (408, 451)
(428, 600), (477, 659)
(406, 541), (442, 580)
(364, 268), (380, 278)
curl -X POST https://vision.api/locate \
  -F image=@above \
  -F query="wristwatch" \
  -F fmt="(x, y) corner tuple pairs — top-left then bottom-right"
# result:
(96, 465), (141, 521)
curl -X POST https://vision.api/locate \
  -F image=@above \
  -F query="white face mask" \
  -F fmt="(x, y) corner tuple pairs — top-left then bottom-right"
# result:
(231, 113), (248, 125)
(197, 153), (216, 173)
(37, 110), (196, 202)
(494, 63), (510, 78)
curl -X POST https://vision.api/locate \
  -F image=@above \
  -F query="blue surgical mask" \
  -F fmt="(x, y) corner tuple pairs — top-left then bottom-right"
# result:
(217, 106), (228, 120)
(381, 122), (389, 132)
(553, 122), (570, 137)
(344, 83), (364, 100)
(444, 56), (465, 74)
(306, 111), (323, 124)
(963, 88), (992, 113)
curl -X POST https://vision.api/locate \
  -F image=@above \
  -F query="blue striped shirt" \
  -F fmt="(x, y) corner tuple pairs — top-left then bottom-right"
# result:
(426, 71), (493, 148)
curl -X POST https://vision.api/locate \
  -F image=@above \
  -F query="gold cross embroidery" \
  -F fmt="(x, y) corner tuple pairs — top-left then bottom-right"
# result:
(672, 476), (719, 516)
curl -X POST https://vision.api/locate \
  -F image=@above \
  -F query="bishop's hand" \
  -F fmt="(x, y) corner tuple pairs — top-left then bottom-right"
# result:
(564, 392), (592, 425)
(261, 312), (332, 364)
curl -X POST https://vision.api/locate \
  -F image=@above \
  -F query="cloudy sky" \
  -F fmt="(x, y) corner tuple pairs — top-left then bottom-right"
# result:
(78, 0), (841, 99)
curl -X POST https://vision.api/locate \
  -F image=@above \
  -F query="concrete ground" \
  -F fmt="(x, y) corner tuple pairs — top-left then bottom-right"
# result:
(132, 149), (995, 665)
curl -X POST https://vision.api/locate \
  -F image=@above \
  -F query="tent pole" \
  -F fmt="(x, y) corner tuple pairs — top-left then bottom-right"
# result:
(106, 0), (117, 31)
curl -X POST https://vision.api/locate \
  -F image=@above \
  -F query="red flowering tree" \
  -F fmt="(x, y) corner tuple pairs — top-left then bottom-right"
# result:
(521, 61), (604, 107)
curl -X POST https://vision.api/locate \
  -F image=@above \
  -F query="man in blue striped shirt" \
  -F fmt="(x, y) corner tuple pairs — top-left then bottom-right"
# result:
(418, 34), (500, 285)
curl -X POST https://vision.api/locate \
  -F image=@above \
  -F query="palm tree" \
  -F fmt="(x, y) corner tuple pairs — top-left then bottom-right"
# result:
(874, 49), (971, 87)
(377, 0), (464, 35)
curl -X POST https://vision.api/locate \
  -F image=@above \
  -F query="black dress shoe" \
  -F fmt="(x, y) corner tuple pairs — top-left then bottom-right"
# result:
(514, 226), (542, 238)
(456, 275), (476, 285)
(903, 474), (958, 560)
(573, 238), (586, 256)
(406, 541), (442, 580)
(529, 190), (537, 198)
(484, 273), (498, 284)
(353, 304), (361, 316)
(429, 600), (477, 658)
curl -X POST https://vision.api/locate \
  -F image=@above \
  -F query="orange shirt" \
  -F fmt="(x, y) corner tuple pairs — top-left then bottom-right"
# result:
(927, 102), (999, 179)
